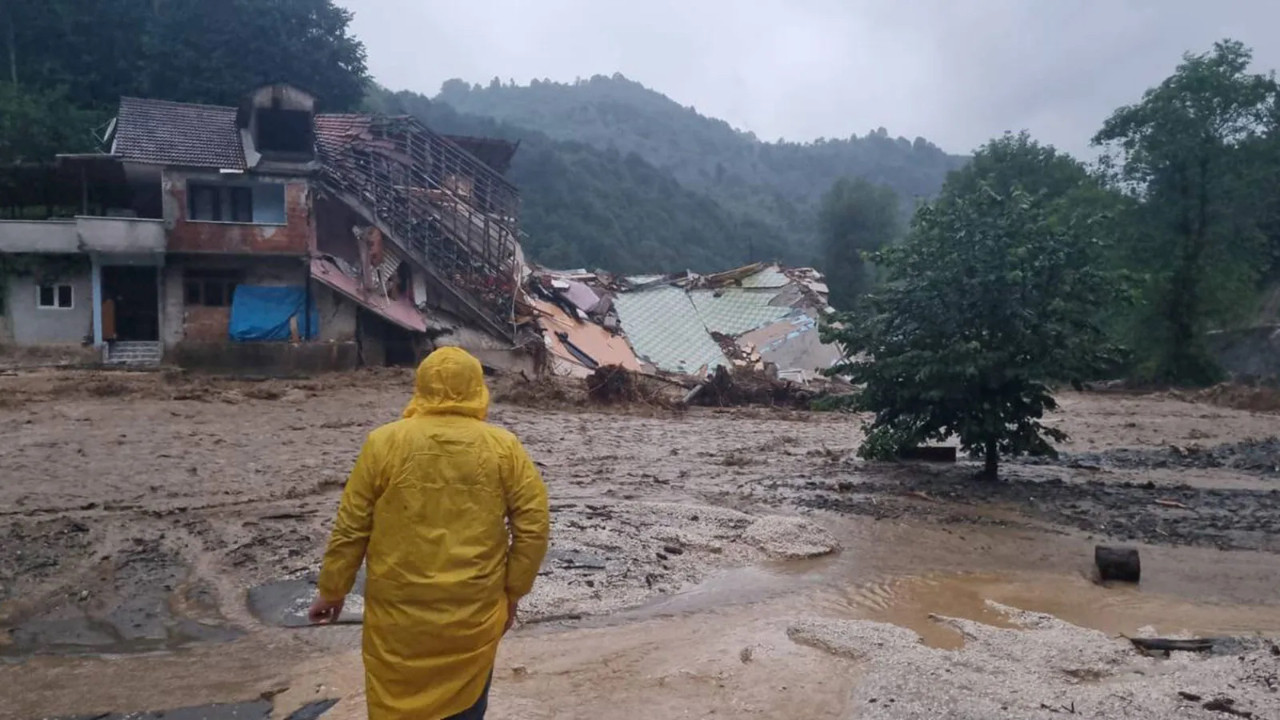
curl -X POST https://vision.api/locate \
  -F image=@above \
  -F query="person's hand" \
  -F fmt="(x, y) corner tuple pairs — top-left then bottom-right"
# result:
(309, 595), (345, 624)
(503, 597), (519, 634)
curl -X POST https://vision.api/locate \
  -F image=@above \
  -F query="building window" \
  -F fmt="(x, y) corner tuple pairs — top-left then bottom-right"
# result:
(188, 182), (286, 224)
(37, 283), (74, 309)
(256, 109), (314, 156)
(184, 270), (240, 307)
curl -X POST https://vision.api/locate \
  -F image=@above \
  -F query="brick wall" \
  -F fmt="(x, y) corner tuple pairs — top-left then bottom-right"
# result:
(163, 170), (313, 255)
(183, 306), (230, 343)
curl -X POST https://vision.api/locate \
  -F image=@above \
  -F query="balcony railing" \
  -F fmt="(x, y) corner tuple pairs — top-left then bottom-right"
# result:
(318, 115), (520, 337)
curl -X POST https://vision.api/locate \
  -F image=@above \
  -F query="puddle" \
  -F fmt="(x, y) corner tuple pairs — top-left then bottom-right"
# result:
(813, 571), (1280, 649)
(568, 516), (1280, 651)
(51, 698), (337, 720)
(246, 570), (365, 628)
(1, 550), (243, 658)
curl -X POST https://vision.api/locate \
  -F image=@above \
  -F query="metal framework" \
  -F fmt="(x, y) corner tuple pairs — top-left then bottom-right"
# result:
(318, 115), (520, 335)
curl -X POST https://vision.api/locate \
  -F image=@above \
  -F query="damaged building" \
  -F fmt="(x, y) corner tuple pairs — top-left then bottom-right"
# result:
(0, 84), (533, 372)
(1, 83), (840, 382)
(523, 262), (842, 383)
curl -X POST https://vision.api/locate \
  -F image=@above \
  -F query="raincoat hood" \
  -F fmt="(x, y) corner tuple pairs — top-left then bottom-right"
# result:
(402, 347), (490, 420)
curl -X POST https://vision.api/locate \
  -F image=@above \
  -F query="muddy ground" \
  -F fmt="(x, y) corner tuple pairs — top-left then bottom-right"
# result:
(1, 369), (1279, 719)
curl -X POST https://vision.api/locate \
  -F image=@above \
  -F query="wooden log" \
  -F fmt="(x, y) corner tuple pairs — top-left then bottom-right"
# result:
(1095, 545), (1141, 583)
(1128, 637), (1214, 653)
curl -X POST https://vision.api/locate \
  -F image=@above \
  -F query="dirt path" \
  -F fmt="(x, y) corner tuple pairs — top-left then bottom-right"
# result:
(1, 370), (1279, 719)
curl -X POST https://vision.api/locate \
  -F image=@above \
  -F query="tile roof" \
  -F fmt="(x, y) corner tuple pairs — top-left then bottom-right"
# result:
(113, 97), (245, 169)
(613, 285), (727, 374)
(312, 113), (373, 166)
(737, 265), (792, 289)
(688, 288), (793, 336)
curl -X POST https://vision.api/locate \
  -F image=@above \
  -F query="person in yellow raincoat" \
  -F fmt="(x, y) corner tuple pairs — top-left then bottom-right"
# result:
(309, 347), (550, 720)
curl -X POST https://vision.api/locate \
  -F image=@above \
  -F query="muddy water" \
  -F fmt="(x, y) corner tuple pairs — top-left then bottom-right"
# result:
(595, 513), (1280, 652)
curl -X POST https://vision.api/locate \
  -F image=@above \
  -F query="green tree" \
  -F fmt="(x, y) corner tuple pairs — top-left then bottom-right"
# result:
(819, 177), (901, 309)
(945, 132), (1094, 205)
(0, 83), (95, 163)
(1093, 39), (1278, 384)
(143, 0), (369, 110)
(0, 0), (369, 162)
(823, 183), (1122, 479)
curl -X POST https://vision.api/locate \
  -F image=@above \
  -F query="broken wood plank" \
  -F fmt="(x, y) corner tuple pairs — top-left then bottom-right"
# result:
(1128, 637), (1214, 653)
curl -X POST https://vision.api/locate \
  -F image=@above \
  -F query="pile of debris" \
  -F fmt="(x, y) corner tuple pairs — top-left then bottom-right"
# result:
(521, 262), (847, 402)
(686, 365), (849, 409)
(584, 365), (684, 408)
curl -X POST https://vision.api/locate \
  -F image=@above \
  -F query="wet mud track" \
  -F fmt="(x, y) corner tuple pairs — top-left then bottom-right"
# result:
(4, 370), (1280, 719)
(793, 439), (1280, 553)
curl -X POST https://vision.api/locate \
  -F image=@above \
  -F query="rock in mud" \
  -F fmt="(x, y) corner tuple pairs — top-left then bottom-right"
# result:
(743, 516), (840, 559)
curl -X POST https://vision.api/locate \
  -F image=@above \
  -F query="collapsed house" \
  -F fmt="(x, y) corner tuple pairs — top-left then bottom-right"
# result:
(0, 84), (535, 372)
(521, 262), (842, 382)
(0, 83), (839, 380)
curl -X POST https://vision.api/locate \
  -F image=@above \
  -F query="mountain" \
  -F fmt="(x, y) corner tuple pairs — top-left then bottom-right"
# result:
(436, 74), (967, 239)
(368, 89), (798, 273)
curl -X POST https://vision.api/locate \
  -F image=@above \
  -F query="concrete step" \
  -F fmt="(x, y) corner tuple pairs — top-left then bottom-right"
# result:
(106, 341), (162, 366)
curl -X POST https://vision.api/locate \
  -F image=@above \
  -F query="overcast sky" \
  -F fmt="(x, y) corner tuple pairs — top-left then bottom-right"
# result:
(340, 0), (1280, 156)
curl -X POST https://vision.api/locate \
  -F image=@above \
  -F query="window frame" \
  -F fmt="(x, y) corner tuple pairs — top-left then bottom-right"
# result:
(183, 270), (241, 308)
(186, 181), (287, 227)
(36, 283), (75, 310)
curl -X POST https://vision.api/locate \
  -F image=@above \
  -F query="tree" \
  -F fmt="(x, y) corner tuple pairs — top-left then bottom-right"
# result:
(142, 0), (369, 109)
(0, 0), (368, 121)
(0, 83), (95, 163)
(945, 132), (1093, 204)
(1093, 39), (1278, 384)
(819, 177), (901, 309)
(823, 181), (1123, 479)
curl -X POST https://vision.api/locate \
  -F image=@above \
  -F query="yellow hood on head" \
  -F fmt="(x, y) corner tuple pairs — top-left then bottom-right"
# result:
(402, 346), (490, 420)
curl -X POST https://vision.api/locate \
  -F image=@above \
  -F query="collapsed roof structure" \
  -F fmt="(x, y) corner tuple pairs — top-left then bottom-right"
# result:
(522, 262), (843, 382)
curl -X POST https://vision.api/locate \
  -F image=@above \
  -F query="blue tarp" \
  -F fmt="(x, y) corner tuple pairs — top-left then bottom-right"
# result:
(228, 285), (318, 341)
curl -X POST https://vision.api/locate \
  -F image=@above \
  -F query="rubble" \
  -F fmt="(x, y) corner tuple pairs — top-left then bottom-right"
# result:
(526, 261), (849, 402)
(687, 365), (850, 409)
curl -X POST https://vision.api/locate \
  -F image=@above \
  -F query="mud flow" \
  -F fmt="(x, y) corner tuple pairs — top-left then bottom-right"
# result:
(2, 371), (1279, 720)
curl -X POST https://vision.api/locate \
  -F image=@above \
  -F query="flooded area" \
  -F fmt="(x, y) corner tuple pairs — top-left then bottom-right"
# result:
(1, 369), (1279, 718)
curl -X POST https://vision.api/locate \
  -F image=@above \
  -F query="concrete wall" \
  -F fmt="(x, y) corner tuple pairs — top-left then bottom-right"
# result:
(0, 220), (79, 253)
(163, 170), (313, 255)
(3, 268), (94, 345)
(430, 313), (538, 375)
(161, 264), (185, 348)
(78, 217), (166, 253)
(315, 283), (357, 343)
(171, 341), (358, 375)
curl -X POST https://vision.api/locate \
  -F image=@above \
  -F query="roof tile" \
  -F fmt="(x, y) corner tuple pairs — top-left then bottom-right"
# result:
(113, 97), (245, 169)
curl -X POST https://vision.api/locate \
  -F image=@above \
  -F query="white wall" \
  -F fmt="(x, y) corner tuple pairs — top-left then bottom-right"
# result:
(5, 270), (94, 345)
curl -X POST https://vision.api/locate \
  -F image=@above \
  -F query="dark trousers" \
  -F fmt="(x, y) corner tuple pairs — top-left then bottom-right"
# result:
(445, 673), (493, 720)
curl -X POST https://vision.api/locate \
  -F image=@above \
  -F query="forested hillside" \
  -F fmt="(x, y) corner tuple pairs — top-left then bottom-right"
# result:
(0, 1), (960, 274)
(437, 74), (966, 236)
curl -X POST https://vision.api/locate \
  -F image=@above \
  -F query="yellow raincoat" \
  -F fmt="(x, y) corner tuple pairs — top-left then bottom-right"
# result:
(318, 347), (550, 719)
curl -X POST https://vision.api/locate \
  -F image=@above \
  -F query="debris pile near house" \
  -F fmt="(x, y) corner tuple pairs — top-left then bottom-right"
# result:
(686, 365), (849, 409)
(585, 365), (684, 408)
(522, 262), (848, 405)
